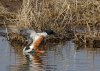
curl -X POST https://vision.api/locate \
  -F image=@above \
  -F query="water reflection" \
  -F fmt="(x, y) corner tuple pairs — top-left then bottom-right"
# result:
(10, 39), (45, 71)
(0, 34), (100, 71)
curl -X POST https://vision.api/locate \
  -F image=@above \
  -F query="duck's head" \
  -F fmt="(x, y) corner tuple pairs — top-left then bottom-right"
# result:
(44, 29), (56, 35)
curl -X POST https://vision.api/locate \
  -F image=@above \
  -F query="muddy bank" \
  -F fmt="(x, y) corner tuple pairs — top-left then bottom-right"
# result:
(0, 28), (74, 49)
(0, 25), (100, 49)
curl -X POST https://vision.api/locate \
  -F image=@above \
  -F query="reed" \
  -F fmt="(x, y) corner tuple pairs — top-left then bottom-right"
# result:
(0, 0), (100, 40)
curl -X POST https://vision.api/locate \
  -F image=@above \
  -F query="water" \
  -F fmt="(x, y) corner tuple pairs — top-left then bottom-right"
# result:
(0, 34), (100, 71)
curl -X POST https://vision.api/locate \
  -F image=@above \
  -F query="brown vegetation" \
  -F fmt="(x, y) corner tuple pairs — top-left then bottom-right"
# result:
(0, 0), (100, 44)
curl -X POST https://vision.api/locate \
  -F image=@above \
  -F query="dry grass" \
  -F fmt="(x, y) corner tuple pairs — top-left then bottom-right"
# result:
(0, 0), (100, 39)
(17, 0), (70, 33)
(17, 0), (100, 32)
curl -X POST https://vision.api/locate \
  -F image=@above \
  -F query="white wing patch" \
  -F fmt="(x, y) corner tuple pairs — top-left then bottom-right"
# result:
(37, 32), (48, 37)
(29, 30), (37, 39)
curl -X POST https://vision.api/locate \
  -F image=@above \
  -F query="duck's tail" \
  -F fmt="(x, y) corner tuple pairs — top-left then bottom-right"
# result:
(23, 46), (32, 53)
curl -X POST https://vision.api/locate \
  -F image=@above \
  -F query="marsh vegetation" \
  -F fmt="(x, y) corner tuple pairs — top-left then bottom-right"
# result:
(0, 0), (100, 47)
(0, 0), (100, 71)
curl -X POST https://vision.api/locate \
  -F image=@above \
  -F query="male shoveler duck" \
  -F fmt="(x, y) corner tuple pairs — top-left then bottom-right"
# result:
(23, 29), (55, 54)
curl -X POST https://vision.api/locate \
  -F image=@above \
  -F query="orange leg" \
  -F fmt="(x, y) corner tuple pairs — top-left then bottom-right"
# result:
(35, 49), (45, 54)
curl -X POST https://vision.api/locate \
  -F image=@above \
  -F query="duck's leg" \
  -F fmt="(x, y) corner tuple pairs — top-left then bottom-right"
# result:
(35, 49), (45, 53)
(37, 45), (46, 54)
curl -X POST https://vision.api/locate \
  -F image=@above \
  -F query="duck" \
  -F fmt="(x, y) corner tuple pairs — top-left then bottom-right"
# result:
(23, 29), (55, 54)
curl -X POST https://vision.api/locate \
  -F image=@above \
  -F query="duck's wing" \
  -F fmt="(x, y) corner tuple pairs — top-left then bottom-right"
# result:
(29, 30), (37, 39)
(20, 29), (37, 39)
(37, 32), (48, 37)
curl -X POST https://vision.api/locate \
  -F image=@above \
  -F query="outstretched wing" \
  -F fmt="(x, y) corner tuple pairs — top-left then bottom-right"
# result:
(29, 30), (37, 39)
(20, 29), (37, 39)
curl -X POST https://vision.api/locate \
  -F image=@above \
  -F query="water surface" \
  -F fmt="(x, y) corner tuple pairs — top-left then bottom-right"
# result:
(0, 35), (100, 71)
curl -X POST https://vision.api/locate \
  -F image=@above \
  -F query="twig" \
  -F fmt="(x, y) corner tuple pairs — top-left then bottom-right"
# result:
(3, 20), (9, 40)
